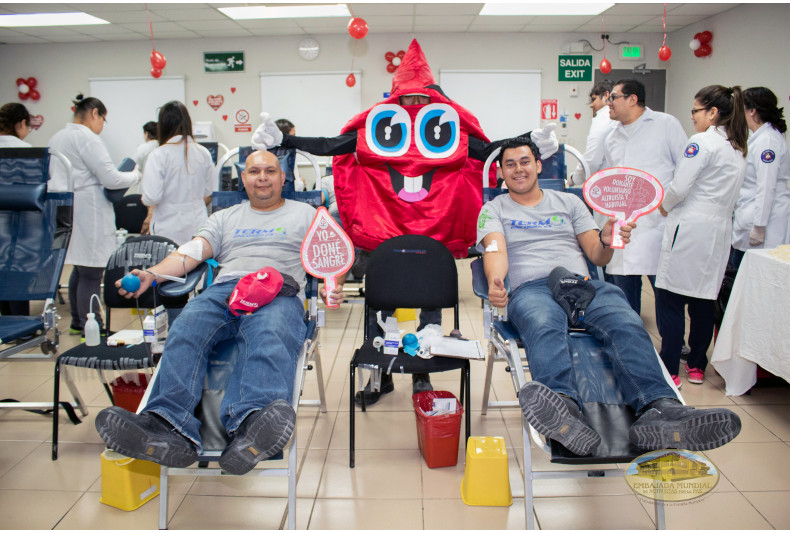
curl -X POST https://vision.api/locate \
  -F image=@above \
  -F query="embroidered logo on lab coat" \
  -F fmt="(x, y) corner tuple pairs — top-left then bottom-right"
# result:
(684, 143), (700, 158)
(761, 149), (775, 163)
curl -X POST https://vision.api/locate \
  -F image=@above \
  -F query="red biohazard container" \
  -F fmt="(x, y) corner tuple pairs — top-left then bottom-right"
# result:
(109, 373), (150, 412)
(412, 390), (464, 468)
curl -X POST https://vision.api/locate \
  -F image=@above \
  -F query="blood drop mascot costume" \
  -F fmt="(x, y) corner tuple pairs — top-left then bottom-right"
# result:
(252, 39), (557, 257)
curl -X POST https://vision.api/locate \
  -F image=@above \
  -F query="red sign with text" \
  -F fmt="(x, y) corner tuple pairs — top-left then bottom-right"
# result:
(300, 207), (354, 307)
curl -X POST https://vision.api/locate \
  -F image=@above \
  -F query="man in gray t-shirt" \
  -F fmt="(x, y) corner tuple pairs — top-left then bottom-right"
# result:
(476, 137), (741, 457)
(95, 151), (345, 475)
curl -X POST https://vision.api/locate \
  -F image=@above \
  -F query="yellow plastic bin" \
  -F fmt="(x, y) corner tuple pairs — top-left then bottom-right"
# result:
(100, 449), (160, 511)
(393, 308), (417, 322)
(461, 436), (512, 506)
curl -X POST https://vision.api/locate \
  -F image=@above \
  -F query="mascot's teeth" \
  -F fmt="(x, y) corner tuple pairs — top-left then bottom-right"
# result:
(404, 175), (424, 193)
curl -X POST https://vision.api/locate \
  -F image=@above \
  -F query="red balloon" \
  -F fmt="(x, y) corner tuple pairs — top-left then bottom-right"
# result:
(16, 77), (25, 87)
(345, 73), (356, 87)
(28, 89), (40, 101)
(385, 51), (395, 62)
(386, 63), (397, 74)
(699, 43), (712, 57)
(698, 31), (713, 43)
(397, 50), (405, 58)
(150, 50), (167, 70)
(658, 46), (672, 61)
(151, 67), (163, 79)
(26, 77), (37, 89)
(347, 17), (368, 39)
(599, 58), (612, 75)
(693, 32), (702, 41)
(18, 91), (29, 101)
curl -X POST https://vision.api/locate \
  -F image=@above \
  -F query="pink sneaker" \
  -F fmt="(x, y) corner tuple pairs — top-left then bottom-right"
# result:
(686, 365), (705, 384)
(671, 375), (682, 389)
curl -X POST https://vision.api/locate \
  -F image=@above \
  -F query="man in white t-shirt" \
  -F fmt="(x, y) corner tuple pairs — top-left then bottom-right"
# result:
(95, 150), (343, 475)
(477, 137), (740, 456)
(569, 80), (616, 187)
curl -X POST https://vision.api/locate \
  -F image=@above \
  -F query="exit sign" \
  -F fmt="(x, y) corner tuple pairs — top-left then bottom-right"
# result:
(620, 44), (644, 60)
(204, 51), (245, 73)
(558, 55), (592, 81)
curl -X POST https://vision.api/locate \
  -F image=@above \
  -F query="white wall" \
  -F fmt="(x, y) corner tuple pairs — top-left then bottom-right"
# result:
(1, 3), (787, 161)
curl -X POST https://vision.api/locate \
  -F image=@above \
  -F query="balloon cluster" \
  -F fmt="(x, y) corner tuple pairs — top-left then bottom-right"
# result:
(689, 31), (713, 58)
(17, 77), (40, 101)
(385, 50), (405, 74)
(150, 49), (167, 78)
(345, 17), (368, 87)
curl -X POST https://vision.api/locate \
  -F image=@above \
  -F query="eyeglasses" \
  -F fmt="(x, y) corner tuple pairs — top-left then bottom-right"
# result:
(606, 93), (630, 104)
(690, 107), (708, 115)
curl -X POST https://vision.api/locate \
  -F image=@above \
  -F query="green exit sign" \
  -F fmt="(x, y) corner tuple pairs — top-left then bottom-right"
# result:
(620, 44), (644, 60)
(204, 51), (245, 73)
(558, 55), (592, 81)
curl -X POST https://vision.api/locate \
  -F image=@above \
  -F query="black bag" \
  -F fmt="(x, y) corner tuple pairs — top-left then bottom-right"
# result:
(103, 157), (136, 203)
(548, 266), (596, 327)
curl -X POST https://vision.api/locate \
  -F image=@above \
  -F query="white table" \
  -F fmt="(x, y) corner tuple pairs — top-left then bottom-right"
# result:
(711, 248), (790, 395)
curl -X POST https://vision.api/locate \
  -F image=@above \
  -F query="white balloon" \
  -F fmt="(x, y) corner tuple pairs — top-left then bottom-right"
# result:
(689, 38), (701, 51)
(18, 83), (29, 94)
(392, 57), (401, 66)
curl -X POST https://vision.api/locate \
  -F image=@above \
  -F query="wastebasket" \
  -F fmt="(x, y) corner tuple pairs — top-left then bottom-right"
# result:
(109, 372), (150, 413)
(413, 390), (463, 468)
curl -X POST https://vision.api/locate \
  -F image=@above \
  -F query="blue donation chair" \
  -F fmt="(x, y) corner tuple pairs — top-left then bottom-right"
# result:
(0, 148), (85, 422)
(149, 180), (327, 530)
(470, 257), (680, 529)
(217, 145), (322, 196)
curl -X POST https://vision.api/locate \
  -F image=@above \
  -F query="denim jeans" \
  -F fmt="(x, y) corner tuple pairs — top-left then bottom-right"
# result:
(655, 288), (714, 375)
(507, 278), (675, 412)
(143, 280), (306, 449)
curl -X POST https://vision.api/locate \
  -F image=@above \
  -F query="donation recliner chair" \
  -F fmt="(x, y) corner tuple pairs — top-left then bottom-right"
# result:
(349, 234), (471, 468)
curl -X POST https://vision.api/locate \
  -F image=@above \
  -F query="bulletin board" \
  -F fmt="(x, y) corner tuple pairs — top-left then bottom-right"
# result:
(259, 71), (361, 138)
(88, 76), (186, 164)
(438, 69), (541, 141)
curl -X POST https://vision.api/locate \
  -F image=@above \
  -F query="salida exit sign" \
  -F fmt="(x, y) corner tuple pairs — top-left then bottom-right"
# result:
(558, 55), (592, 81)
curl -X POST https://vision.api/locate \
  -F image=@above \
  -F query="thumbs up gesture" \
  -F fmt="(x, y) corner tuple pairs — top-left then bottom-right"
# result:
(488, 276), (508, 309)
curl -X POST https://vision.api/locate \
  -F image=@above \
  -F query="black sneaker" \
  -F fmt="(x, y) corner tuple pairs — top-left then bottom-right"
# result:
(94, 406), (198, 468)
(517, 381), (601, 456)
(218, 399), (296, 475)
(412, 373), (433, 394)
(354, 372), (394, 406)
(629, 398), (742, 451)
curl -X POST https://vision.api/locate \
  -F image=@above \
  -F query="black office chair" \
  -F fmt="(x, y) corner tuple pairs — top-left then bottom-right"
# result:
(349, 234), (471, 468)
(113, 193), (148, 235)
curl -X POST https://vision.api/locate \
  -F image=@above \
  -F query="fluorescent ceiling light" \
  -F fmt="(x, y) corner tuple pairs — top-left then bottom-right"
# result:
(0, 12), (110, 27)
(219, 4), (351, 20)
(480, 3), (614, 16)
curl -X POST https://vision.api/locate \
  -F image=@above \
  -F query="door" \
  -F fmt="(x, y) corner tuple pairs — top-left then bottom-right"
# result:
(594, 69), (666, 112)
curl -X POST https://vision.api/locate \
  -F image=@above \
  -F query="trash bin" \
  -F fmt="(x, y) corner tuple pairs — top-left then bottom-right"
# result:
(109, 372), (150, 413)
(413, 390), (463, 468)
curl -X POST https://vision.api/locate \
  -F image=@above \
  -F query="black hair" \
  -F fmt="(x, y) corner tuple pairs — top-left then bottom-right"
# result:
(142, 121), (157, 138)
(695, 85), (749, 156)
(613, 79), (646, 107)
(744, 87), (787, 134)
(0, 102), (31, 137)
(275, 118), (294, 136)
(72, 93), (107, 119)
(589, 80), (613, 99)
(156, 101), (194, 167)
(496, 136), (539, 166)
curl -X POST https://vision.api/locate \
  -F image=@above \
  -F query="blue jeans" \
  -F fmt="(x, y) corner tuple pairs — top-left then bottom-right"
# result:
(143, 280), (306, 449)
(507, 278), (675, 412)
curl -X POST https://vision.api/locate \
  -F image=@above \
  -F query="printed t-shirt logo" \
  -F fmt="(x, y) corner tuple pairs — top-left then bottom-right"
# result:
(510, 215), (565, 230)
(233, 227), (287, 239)
(761, 149), (775, 163)
(684, 143), (700, 158)
(478, 208), (492, 230)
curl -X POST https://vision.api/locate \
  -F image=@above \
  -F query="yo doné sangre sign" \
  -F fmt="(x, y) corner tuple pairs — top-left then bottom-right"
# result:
(301, 207), (354, 308)
(583, 168), (664, 248)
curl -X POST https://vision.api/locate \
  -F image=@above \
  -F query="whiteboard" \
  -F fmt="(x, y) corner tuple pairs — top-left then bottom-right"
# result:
(260, 71), (361, 139)
(89, 76), (186, 164)
(439, 70), (541, 142)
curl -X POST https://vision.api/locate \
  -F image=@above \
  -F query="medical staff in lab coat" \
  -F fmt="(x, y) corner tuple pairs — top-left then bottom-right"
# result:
(48, 94), (140, 333)
(655, 85), (749, 388)
(141, 100), (214, 246)
(731, 87), (790, 268)
(128, 120), (158, 199)
(569, 80), (616, 186)
(602, 79), (688, 316)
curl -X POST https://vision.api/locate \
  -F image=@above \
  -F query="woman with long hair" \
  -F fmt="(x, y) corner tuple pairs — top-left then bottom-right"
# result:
(141, 100), (214, 245)
(730, 87), (789, 268)
(655, 85), (749, 388)
(0, 102), (32, 148)
(48, 94), (140, 334)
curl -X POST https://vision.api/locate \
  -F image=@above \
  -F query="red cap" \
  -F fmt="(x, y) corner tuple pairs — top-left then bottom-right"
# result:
(228, 267), (284, 316)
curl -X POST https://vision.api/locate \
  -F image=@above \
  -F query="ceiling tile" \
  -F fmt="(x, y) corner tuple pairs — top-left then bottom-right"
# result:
(521, 23), (589, 32)
(413, 15), (475, 25)
(117, 21), (194, 34)
(467, 24), (527, 33)
(1, 3), (76, 14)
(348, 15), (414, 26)
(152, 8), (229, 22)
(416, 3), (484, 16)
(193, 29), (255, 38)
(668, 4), (740, 16)
(83, 10), (165, 24)
(469, 15), (534, 26)
(350, 3), (415, 16)
(413, 24), (472, 32)
(0, 33), (51, 43)
(234, 19), (302, 30)
(177, 19), (244, 31)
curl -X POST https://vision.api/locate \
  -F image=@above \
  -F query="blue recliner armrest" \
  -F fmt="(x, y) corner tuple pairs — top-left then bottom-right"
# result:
(156, 262), (209, 299)
(0, 182), (46, 211)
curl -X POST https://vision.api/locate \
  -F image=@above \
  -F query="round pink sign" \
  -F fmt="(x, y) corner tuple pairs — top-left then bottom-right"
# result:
(301, 207), (355, 307)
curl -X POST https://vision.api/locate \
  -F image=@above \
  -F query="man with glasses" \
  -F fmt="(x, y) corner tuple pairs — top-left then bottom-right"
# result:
(569, 80), (616, 186)
(600, 79), (687, 317)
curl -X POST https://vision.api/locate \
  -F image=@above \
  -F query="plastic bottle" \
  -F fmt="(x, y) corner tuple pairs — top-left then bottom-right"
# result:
(84, 312), (101, 347)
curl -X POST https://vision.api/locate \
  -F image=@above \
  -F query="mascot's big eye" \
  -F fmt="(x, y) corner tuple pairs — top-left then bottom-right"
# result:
(365, 104), (411, 157)
(415, 104), (460, 159)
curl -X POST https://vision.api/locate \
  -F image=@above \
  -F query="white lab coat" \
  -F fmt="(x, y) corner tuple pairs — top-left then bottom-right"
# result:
(603, 108), (688, 275)
(656, 126), (747, 299)
(142, 136), (215, 245)
(48, 123), (140, 267)
(127, 139), (159, 195)
(570, 105), (616, 185)
(0, 135), (31, 147)
(731, 123), (790, 250)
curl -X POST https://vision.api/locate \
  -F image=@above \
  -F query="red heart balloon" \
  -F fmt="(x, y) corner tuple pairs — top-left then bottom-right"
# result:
(222, 115), (228, 121)
(230, 87), (236, 94)
(29, 115), (44, 129)
(574, 113), (582, 120)
(193, 100), (199, 106)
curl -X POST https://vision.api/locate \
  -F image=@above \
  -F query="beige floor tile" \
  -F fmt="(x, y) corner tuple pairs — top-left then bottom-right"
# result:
(317, 449), (423, 499)
(88, 467), (195, 495)
(168, 493), (288, 529)
(335, 410), (419, 451)
(741, 490), (790, 529)
(706, 442), (790, 492)
(309, 497), (424, 529)
(534, 493), (655, 529)
(423, 498), (529, 530)
(0, 441), (104, 492)
(723, 404), (783, 443)
(645, 490), (773, 529)
(730, 382), (790, 406)
(0, 409), (53, 442)
(740, 402), (790, 441)
(296, 447), (328, 499)
(54, 489), (186, 530)
(0, 440), (39, 479)
(0, 489), (84, 529)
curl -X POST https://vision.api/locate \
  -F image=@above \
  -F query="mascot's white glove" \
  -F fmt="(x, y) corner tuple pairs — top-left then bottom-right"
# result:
(251, 112), (283, 150)
(531, 123), (559, 160)
(749, 225), (766, 247)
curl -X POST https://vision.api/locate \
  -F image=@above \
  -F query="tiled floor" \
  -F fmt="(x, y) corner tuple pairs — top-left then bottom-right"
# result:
(1, 261), (788, 530)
